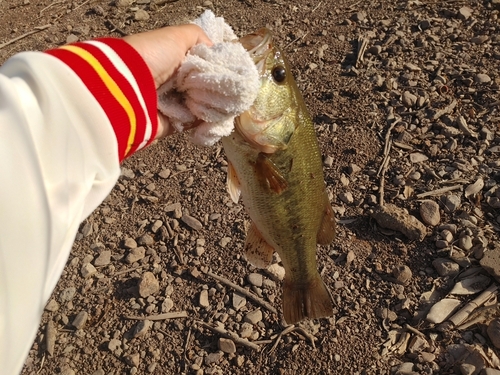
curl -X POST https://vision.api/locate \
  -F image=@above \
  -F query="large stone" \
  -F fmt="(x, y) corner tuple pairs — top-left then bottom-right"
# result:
(426, 298), (461, 324)
(419, 200), (440, 226)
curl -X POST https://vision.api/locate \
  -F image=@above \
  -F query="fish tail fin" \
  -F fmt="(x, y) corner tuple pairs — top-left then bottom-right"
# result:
(282, 274), (334, 324)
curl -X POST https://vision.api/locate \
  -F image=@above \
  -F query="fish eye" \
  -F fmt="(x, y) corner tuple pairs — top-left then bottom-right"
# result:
(271, 66), (286, 83)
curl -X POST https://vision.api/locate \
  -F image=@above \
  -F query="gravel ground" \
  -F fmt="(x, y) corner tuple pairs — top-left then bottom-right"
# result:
(1, 0), (500, 374)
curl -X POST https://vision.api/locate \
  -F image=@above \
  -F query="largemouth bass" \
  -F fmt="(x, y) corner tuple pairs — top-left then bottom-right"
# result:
(221, 28), (336, 324)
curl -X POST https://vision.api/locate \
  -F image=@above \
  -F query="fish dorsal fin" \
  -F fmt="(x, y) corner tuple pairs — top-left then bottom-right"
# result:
(227, 161), (241, 204)
(255, 153), (288, 194)
(245, 221), (274, 268)
(317, 195), (336, 245)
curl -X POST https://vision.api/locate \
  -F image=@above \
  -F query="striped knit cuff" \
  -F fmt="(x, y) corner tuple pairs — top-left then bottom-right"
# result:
(45, 38), (158, 162)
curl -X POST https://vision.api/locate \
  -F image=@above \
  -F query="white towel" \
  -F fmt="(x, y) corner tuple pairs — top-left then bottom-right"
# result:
(157, 10), (260, 146)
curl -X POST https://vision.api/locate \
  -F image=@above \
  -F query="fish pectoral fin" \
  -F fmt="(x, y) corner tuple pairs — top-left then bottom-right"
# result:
(244, 221), (274, 268)
(255, 153), (288, 194)
(317, 195), (336, 245)
(282, 274), (334, 324)
(227, 161), (241, 204)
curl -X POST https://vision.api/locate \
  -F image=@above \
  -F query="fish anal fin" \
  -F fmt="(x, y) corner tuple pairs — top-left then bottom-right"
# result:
(282, 274), (334, 324)
(317, 196), (336, 245)
(244, 222), (274, 268)
(227, 160), (241, 204)
(255, 153), (288, 194)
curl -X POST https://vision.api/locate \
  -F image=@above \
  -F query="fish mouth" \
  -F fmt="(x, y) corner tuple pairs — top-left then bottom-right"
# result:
(239, 28), (273, 74)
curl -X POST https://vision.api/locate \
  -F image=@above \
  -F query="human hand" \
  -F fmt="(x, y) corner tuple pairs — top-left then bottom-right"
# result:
(124, 24), (212, 139)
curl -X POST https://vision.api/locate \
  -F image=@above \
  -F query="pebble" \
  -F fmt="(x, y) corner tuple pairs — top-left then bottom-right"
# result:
(419, 352), (436, 363)
(323, 155), (334, 167)
(244, 309), (263, 324)
(72, 311), (89, 329)
(266, 264), (285, 281)
(402, 91), (418, 108)
(471, 35), (489, 44)
(458, 6), (473, 19)
(376, 307), (397, 321)
(432, 258), (459, 277)
(458, 235), (473, 251)
(199, 289), (210, 308)
(474, 73), (491, 84)
(409, 152), (428, 163)
(123, 237), (138, 249)
(81, 263), (97, 278)
(419, 200), (440, 226)
(480, 246), (500, 282)
(45, 299), (60, 312)
(158, 169), (171, 179)
(138, 272), (160, 297)
(239, 322), (253, 338)
(181, 214), (203, 230)
(151, 220), (163, 233)
(124, 353), (140, 367)
(370, 204), (427, 242)
(59, 287), (76, 302)
(232, 293), (246, 310)
(120, 167), (135, 179)
(393, 265), (412, 285)
(134, 9), (150, 21)
(394, 362), (415, 375)
(219, 237), (231, 248)
(450, 274), (491, 295)
(218, 338), (236, 354)
(348, 163), (361, 175)
(443, 194), (461, 213)
(339, 192), (354, 204)
(351, 11), (367, 22)
(137, 234), (154, 246)
(108, 338), (121, 352)
(367, 45), (382, 55)
(484, 369), (500, 375)
(407, 335), (429, 353)
(465, 178), (484, 198)
(161, 297), (174, 313)
(247, 273), (263, 287)
(60, 368), (75, 375)
(132, 319), (151, 338)
(66, 34), (78, 44)
(426, 298), (461, 323)
(205, 352), (223, 365)
(94, 250), (111, 266)
(126, 247), (145, 264)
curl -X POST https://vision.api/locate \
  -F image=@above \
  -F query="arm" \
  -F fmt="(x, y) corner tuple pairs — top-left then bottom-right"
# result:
(0, 25), (210, 375)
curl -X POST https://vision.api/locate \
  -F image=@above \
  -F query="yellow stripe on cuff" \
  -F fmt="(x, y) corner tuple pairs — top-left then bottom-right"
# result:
(60, 45), (136, 156)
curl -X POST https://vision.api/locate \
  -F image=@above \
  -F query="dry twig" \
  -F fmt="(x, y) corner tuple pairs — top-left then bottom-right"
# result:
(0, 24), (51, 50)
(204, 269), (278, 315)
(123, 311), (188, 320)
(195, 321), (260, 350)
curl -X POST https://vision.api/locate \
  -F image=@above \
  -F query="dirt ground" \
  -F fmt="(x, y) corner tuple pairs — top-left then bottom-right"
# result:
(1, 0), (500, 374)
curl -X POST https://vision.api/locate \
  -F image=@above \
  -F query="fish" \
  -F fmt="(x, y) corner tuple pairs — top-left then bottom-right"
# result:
(221, 28), (336, 324)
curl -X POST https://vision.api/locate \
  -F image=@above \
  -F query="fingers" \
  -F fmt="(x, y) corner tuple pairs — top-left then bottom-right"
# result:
(156, 113), (205, 141)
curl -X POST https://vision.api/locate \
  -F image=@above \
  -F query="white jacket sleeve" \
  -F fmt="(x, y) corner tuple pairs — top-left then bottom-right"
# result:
(0, 38), (158, 375)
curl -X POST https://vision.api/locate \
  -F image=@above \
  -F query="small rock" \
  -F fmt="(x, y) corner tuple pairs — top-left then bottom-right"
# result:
(458, 235), (473, 251)
(124, 352), (140, 367)
(151, 220), (163, 233)
(205, 352), (223, 365)
(480, 246), (500, 282)
(409, 152), (428, 163)
(420, 200), (440, 226)
(376, 307), (397, 321)
(219, 237), (231, 247)
(432, 258), (459, 277)
(161, 298), (174, 313)
(443, 194), (461, 213)
(123, 237), (138, 249)
(407, 335), (429, 353)
(474, 73), (491, 84)
(487, 319), (500, 348)
(134, 9), (150, 21)
(72, 311), (89, 329)
(426, 298), (461, 324)
(45, 299), (60, 312)
(348, 163), (361, 175)
(402, 91), (418, 108)
(339, 191), (354, 204)
(108, 338), (121, 351)
(199, 289), (210, 308)
(94, 250), (111, 266)
(394, 362), (414, 374)
(465, 178), (484, 198)
(266, 264), (285, 281)
(420, 352), (436, 363)
(181, 214), (203, 230)
(247, 273), (263, 287)
(132, 319), (152, 338)
(370, 204), (426, 242)
(244, 309), (263, 324)
(239, 322), (253, 338)
(137, 234), (154, 246)
(367, 45), (382, 55)
(483, 369), (500, 375)
(323, 155), (334, 167)
(126, 247), (145, 264)
(460, 363), (476, 375)
(393, 265), (412, 285)
(450, 274), (491, 295)
(120, 167), (135, 179)
(471, 35), (489, 44)
(59, 287), (76, 302)
(232, 293), (246, 310)
(351, 11), (367, 22)
(158, 169), (171, 179)
(458, 6), (473, 20)
(138, 272), (160, 297)
(218, 338), (236, 354)
(66, 34), (78, 44)
(81, 263), (97, 278)
(59, 368), (75, 375)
